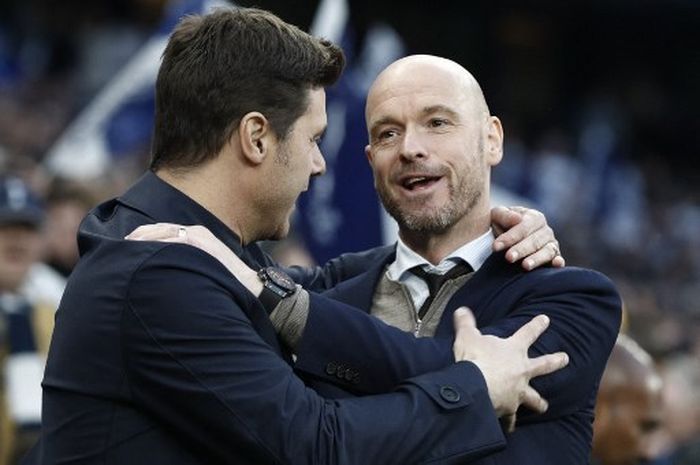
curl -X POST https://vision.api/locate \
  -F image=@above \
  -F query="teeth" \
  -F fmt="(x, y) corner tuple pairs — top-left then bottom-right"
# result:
(406, 177), (427, 187)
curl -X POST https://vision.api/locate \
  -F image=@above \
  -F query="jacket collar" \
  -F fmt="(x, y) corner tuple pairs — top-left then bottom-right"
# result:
(118, 171), (263, 268)
(327, 245), (521, 337)
(117, 172), (286, 358)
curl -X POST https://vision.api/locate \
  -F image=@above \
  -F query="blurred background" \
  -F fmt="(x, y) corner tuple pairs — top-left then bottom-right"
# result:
(0, 0), (697, 464)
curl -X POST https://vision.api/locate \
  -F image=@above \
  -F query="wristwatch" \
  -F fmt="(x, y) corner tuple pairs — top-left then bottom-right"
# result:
(257, 266), (296, 314)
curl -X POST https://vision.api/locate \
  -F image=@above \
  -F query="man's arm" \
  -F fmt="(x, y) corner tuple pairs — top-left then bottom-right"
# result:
(479, 268), (622, 421)
(125, 243), (508, 464)
(287, 206), (564, 291)
(293, 267), (620, 423)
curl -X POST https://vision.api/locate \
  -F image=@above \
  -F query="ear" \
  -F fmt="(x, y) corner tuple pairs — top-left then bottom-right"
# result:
(239, 112), (274, 165)
(484, 116), (504, 166)
(364, 144), (374, 165)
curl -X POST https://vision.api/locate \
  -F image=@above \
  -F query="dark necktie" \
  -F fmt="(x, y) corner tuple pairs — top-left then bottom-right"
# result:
(409, 261), (473, 319)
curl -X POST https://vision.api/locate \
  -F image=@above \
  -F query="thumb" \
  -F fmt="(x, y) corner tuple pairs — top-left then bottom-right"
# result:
(491, 206), (522, 233)
(453, 307), (478, 362)
(452, 307), (476, 335)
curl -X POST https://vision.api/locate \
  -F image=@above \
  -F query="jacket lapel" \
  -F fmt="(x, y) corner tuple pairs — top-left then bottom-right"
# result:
(323, 247), (396, 313)
(435, 251), (518, 337)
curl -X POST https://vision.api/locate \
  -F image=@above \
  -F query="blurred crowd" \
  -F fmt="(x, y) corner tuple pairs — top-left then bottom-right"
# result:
(0, 1), (698, 464)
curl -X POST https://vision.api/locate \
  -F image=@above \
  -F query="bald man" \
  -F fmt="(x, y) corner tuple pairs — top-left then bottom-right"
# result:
(593, 335), (664, 465)
(277, 54), (620, 464)
(139, 54), (622, 463)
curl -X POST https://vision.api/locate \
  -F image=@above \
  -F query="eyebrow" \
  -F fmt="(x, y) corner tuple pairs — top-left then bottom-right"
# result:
(421, 105), (461, 121)
(367, 116), (393, 134)
(369, 104), (462, 133)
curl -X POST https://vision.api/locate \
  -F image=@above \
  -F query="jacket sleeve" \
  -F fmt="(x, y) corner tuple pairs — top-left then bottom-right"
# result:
(284, 246), (394, 292)
(479, 267), (622, 421)
(293, 268), (621, 422)
(123, 244), (505, 465)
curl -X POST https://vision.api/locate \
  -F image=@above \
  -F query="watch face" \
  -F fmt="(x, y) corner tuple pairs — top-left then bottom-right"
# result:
(266, 267), (296, 292)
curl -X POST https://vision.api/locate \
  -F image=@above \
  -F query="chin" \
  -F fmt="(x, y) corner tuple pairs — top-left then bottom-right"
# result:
(269, 221), (291, 241)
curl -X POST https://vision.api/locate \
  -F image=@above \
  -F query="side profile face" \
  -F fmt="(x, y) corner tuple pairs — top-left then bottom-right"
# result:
(264, 87), (327, 240)
(0, 224), (42, 292)
(593, 337), (664, 465)
(594, 383), (663, 465)
(364, 56), (502, 234)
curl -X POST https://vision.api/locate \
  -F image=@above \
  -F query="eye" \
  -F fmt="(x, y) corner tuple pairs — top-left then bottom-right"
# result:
(377, 129), (397, 140)
(429, 118), (450, 128)
(311, 134), (323, 145)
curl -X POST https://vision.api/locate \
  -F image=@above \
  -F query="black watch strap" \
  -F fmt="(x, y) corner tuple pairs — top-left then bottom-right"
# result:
(257, 267), (296, 314)
(259, 286), (284, 314)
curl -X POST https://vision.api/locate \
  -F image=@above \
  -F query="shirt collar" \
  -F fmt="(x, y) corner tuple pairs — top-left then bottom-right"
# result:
(387, 229), (495, 282)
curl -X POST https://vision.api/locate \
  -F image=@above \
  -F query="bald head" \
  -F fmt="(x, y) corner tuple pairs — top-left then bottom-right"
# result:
(602, 334), (662, 393)
(366, 55), (490, 128)
(362, 54), (504, 253)
(593, 335), (664, 465)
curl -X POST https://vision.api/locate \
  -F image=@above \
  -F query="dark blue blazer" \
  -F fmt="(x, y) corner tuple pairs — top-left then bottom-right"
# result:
(292, 247), (622, 464)
(24, 172), (507, 465)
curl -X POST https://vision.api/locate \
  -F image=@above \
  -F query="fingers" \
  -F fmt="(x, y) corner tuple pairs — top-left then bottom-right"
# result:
(453, 306), (476, 330)
(125, 223), (187, 242)
(520, 239), (563, 270)
(527, 351), (569, 378)
(520, 386), (549, 414)
(493, 208), (546, 255)
(510, 314), (550, 348)
(503, 224), (553, 263)
(500, 414), (517, 434)
(490, 206), (522, 237)
(551, 255), (566, 268)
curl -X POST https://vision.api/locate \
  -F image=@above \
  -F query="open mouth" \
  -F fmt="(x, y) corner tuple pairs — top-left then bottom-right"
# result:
(401, 175), (442, 191)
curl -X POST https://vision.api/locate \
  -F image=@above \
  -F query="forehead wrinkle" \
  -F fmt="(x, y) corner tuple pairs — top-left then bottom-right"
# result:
(421, 104), (462, 122)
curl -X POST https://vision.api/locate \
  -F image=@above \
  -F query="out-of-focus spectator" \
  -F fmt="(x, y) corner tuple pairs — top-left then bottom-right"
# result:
(592, 334), (664, 465)
(42, 179), (97, 277)
(0, 176), (64, 465)
(652, 355), (700, 465)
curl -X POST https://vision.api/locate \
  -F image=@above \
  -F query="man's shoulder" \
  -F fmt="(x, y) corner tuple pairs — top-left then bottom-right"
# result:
(479, 253), (618, 296)
(514, 265), (618, 296)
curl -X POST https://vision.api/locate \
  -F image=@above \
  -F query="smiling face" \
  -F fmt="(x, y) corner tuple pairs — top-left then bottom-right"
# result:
(365, 56), (502, 238)
(263, 87), (328, 240)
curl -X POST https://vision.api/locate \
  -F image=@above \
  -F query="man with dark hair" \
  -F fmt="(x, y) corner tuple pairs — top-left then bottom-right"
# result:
(150, 8), (344, 172)
(28, 8), (568, 465)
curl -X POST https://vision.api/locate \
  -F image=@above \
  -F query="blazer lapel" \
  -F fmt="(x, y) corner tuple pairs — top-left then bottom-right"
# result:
(323, 247), (396, 313)
(435, 251), (516, 337)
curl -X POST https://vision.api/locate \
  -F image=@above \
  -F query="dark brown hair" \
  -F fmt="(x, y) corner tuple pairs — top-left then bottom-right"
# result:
(150, 7), (345, 170)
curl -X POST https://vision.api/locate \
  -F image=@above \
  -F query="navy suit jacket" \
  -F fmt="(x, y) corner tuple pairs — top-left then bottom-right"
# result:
(292, 247), (622, 464)
(25, 173), (508, 465)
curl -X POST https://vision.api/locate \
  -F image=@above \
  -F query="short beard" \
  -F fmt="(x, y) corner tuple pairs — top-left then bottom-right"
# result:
(378, 170), (482, 234)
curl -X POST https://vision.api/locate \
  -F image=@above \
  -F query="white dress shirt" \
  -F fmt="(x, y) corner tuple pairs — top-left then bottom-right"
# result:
(386, 229), (495, 311)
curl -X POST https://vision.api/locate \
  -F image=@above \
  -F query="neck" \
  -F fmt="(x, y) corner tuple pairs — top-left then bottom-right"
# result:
(399, 208), (491, 265)
(155, 162), (258, 245)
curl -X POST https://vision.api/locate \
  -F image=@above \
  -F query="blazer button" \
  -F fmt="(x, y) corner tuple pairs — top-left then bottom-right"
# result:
(335, 364), (346, 378)
(325, 362), (338, 375)
(351, 373), (361, 385)
(344, 369), (355, 381)
(440, 385), (461, 403)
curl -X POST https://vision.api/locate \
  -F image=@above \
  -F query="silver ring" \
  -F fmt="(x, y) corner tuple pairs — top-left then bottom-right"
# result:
(178, 226), (187, 239)
(550, 242), (560, 256)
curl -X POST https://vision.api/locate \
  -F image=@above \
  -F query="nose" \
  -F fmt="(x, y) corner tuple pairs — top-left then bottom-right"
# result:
(399, 128), (427, 161)
(311, 148), (326, 176)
